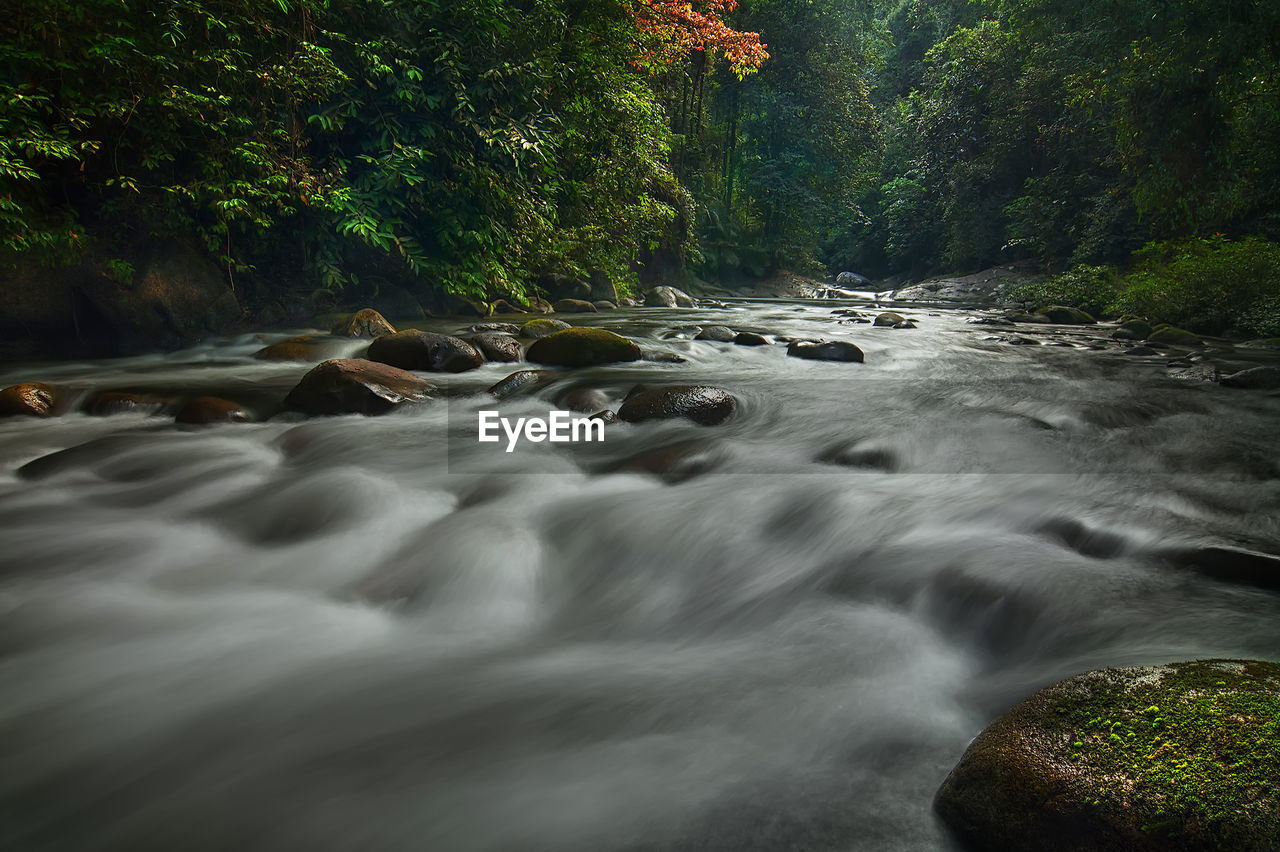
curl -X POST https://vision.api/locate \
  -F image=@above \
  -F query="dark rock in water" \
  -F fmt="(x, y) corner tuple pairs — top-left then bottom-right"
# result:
(1112, 319), (1153, 341)
(331, 307), (396, 339)
(253, 337), (331, 362)
(471, 322), (521, 335)
(1147, 325), (1203, 346)
(642, 351), (687, 363)
(1220, 366), (1280, 390)
(283, 359), (434, 416)
(175, 396), (252, 424)
(556, 386), (611, 413)
(618, 385), (737, 426)
(935, 659), (1280, 852)
(1038, 305), (1097, 324)
(487, 370), (556, 399)
(1004, 311), (1053, 324)
(368, 330), (484, 373)
(734, 331), (769, 346)
(1123, 346), (1161, 356)
(695, 325), (736, 342)
(836, 271), (871, 288)
(589, 409), (619, 424)
(644, 286), (695, 308)
(469, 332), (522, 363)
(519, 318), (571, 338)
(0, 383), (58, 418)
(601, 439), (725, 482)
(786, 339), (865, 363)
(488, 299), (528, 315)
(1163, 544), (1280, 591)
(874, 311), (906, 327)
(818, 441), (898, 471)
(1035, 516), (1128, 558)
(968, 316), (1013, 326)
(526, 328), (642, 367)
(1007, 336), (1040, 346)
(553, 298), (598, 314)
(593, 301), (618, 311)
(83, 391), (169, 416)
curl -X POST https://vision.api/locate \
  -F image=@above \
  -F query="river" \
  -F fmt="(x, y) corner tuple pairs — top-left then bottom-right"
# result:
(2, 299), (1278, 851)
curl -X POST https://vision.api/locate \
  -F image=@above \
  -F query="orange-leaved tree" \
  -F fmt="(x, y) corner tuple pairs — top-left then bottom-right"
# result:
(625, 0), (768, 76)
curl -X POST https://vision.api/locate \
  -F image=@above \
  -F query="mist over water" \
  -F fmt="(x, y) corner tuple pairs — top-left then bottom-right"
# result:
(2, 302), (1278, 851)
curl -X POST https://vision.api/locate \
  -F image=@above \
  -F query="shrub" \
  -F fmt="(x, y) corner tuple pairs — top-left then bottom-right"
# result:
(1005, 265), (1121, 318)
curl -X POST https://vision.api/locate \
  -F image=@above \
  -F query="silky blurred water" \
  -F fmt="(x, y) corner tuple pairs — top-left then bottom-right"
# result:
(1, 301), (1278, 851)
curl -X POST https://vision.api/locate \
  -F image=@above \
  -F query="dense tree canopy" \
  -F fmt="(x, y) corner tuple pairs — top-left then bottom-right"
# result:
(2, 0), (1278, 310)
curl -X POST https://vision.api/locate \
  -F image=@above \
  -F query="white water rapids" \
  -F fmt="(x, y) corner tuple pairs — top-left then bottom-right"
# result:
(1, 301), (1278, 850)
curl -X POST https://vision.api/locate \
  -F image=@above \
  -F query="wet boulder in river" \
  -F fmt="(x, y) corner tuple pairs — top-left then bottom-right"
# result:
(368, 330), (483, 373)
(0, 382), (58, 418)
(695, 325), (736, 342)
(488, 299), (527, 315)
(644, 286), (695, 308)
(935, 659), (1280, 852)
(1147, 325), (1203, 346)
(1037, 305), (1096, 325)
(175, 396), (252, 424)
(469, 332), (522, 363)
(553, 298), (598, 314)
(786, 339), (865, 363)
(471, 322), (521, 335)
(519, 318), (571, 338)
(526, 328), (642, 367)
(618, 385), (737, 426)
(283, 358), (435, 416)
(254, 337), (332, 362)
(487, 370), (556, 399)
(1112, 320), (1153, 341)
(874, 311), (907, 327)
(734, 331), (769, 346)
(330, 308), (396, 339)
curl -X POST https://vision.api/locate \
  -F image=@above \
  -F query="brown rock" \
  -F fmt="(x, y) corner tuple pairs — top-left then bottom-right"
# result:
(253, 337), (330, 362)
(553, 298), (599, 314)
(367, 330), (483, 373)
(283, 359), (435, 416)
(175, 396), (252, 424)
(0, 383), (58, 417)
(330, 308), (396, 339)
(487, 370), (556, 399)
(469, 332), (523, 363)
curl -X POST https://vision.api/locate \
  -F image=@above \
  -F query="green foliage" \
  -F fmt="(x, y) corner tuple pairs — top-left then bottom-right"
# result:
(1005, 265), (1121, 319)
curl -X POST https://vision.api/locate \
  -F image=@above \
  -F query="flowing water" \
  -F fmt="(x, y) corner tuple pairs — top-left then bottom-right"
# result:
(2, 301), (1278, 851)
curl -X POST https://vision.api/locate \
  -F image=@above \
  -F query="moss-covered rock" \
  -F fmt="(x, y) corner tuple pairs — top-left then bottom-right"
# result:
(936, 659), (1280, 852)
(283, 358), (435, 415)
(526, 328), (642, 367)
(519, 318), (571, 338)
(0, 383), (58, 417)
(1113, 319), (1154, 341)
(1147, 326), (1204, 346)
(330, 308), (396, 339)
(617, 385), (737, 425)
(1038, 305), (1097, 324)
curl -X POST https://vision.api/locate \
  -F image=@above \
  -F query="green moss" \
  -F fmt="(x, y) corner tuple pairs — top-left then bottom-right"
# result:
(525, 327), (642, 367)
(1039, 660), (1280, 846)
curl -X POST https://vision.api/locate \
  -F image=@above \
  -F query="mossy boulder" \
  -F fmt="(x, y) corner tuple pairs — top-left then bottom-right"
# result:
(330, 308), (396, 339)
(553, 298), (598, 314)
(1038, 305), (1097, 325)
(617, 385), (737, 425)
(936, 659), (1280, 852)
(519, 318), (571, 338)
(1147, 326), (1204, 346)
(367, 330), (483, 373)
(1113, 320), (1154, 341)
(283, 358), (435, 416)
(0, 383), (59, 417)
(526, 328), (642, 367)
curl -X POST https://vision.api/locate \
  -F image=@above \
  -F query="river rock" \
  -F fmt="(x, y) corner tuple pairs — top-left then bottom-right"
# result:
(593, 301), (617, 311)
(253, 337), (331, 362)
(786, 339), (865, 363)
(175, 396), (252, 424)
(1220, 366), (1280, 390)
(734, 331), (769, 346)
(526, 328), (642, 367)
(935, 659), (1280, 852)
(83, 391), (169, 416)
(836, 271), (871, 288)
(470, 322), (521, 335)
(556, 386), (611, 413)
(0, 383), (58, 417)
(644, 286), (695, 308)
(331, 307), (396, 339)
(695, 325), (736, 342)
(588, 270), (618, 303)
(283, 358), (435, 415)
(487, 370), (556, 400)
(519, 318), (571, 338)
(538, 273), (590, 301)
(469, 332), (523, 363)
(368, 330), (483, 373)
(1113, 320), (1153, 341)
(1147, 326), (1203, 346)
(489, 299), (527, 315)
(553, 298), (598, 314)
(1038, 305), (1097, 324)
(874, 311), (906, 327)
(617, 385), (737, 426)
